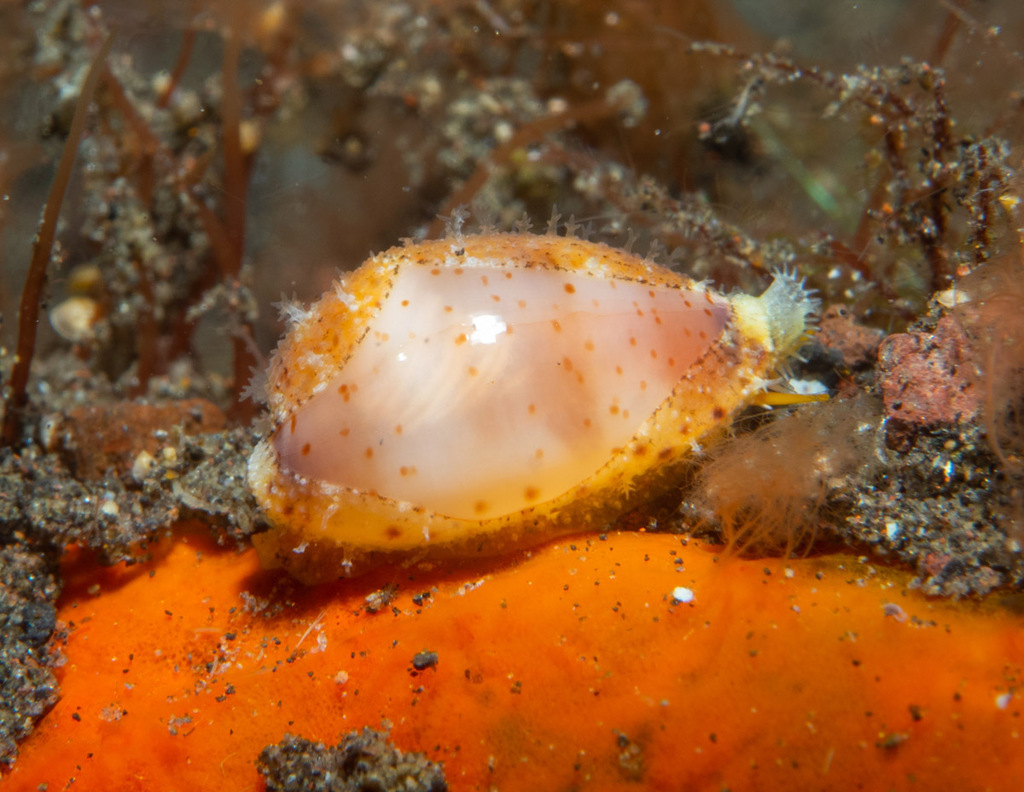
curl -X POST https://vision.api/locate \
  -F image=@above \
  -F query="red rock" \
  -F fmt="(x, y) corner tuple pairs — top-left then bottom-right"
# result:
(876, 316), (981, 426)
(817, 304), (884, 369)
(55, 399), (226, 479)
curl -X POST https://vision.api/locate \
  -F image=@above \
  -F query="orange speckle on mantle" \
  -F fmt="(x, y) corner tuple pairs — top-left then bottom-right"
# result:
(6, 528), (1024, 791)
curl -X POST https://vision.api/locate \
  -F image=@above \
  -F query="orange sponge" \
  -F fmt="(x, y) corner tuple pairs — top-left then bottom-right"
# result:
(6, 528), (1024, 791)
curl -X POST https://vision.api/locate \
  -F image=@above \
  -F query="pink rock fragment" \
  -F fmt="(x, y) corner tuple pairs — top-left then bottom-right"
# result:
(876, 316), (981, 426)
(817, 304), (884, 369)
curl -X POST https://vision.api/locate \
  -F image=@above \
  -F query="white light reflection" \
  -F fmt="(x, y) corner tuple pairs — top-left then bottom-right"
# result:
(469, 313), (507, 345)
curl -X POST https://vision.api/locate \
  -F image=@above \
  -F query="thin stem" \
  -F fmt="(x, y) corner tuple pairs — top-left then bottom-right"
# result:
(156, 5), (198, 109)
(2, 32), (115, 446)
(221, 11), (246, 275)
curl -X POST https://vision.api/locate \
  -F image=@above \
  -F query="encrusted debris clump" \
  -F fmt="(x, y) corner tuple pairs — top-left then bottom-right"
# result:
(0, 547), (60, 765)
(257, 728), (447, 792)
(847, 422), (1015, 597)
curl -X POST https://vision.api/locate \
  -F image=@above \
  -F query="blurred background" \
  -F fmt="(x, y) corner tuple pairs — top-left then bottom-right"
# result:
(1, 0), (1021, 386)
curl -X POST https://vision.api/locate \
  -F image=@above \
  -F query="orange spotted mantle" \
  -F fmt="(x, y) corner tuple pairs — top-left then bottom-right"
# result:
(248, 231), (817, 583)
